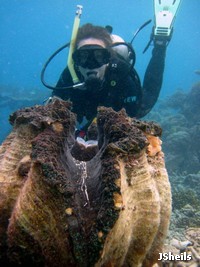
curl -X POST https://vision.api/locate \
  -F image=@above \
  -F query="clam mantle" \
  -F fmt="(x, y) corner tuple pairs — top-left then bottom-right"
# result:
(0, 99), (171, 267)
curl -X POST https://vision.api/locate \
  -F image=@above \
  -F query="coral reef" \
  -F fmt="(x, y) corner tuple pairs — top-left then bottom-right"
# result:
(146, 82), (200, 175)
(158, 228), (200, 267)
(0, 99), (171, 266)
(0, 84), (49, 144)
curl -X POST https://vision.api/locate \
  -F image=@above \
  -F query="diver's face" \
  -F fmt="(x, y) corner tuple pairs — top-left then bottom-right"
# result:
(76, 38), (109, 81)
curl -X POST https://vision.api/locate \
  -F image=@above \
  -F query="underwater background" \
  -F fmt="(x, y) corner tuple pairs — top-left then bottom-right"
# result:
(0, 0), (200, 141)
(0, 0), (200, 244)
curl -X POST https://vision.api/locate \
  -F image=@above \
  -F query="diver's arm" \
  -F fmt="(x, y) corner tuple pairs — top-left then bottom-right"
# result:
(136, 43), (167, 118)
(135, 0), (181, 118)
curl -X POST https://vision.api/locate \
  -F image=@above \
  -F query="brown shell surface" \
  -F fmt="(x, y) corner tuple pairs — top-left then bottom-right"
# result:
(0, 100), (171, 267)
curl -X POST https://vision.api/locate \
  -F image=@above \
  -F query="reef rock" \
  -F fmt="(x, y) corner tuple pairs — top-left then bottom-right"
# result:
(0, 99), (171, 267)
(194, 70), (200, 75)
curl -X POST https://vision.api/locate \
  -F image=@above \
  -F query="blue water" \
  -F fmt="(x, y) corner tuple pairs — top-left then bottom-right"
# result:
(0, 0), (200, 143)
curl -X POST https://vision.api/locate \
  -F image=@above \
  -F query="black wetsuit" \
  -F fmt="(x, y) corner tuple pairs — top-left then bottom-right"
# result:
(52, 44), (166, 127)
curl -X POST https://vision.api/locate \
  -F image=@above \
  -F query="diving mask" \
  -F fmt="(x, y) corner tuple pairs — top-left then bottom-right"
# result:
(72, 45), (110, 69)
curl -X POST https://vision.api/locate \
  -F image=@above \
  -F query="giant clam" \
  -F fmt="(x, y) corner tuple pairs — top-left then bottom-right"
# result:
(0, 99), (171, 266)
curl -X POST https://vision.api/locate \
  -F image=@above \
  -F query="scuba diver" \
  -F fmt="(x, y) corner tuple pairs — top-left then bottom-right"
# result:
(41, 0), (182, 137)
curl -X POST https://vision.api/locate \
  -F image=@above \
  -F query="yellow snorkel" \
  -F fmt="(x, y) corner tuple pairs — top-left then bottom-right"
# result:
(67, 5), (83, 84)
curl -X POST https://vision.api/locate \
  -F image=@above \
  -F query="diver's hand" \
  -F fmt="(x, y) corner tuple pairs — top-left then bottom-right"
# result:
(143, 26), (172, 53)
(152, 26), (173, 46)
(43, 96), (63, 105)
